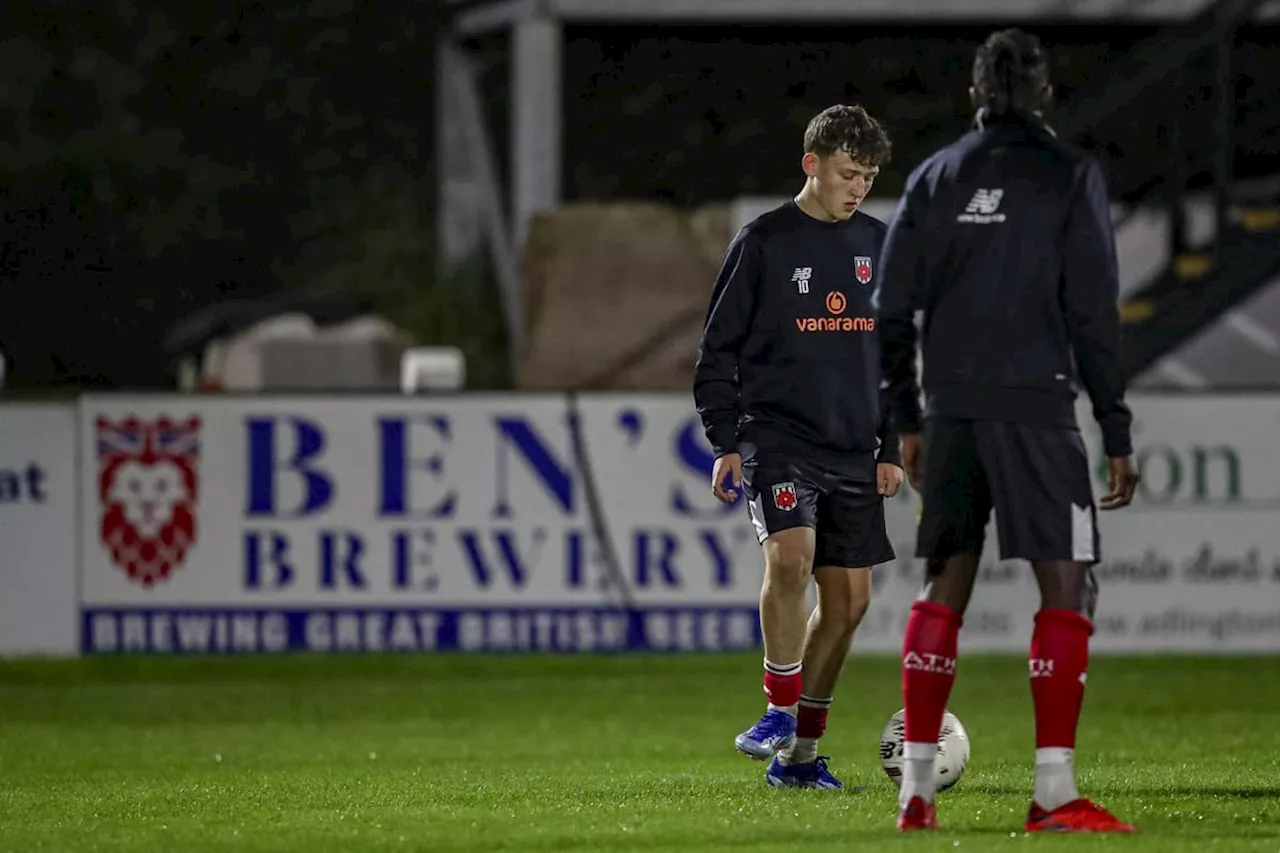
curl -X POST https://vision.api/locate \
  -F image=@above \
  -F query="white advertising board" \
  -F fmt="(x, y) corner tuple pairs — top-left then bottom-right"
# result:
(0, 404), (78, 655)
(860, 395), (1280, 653)
(1075, 395), (1280, 651)
(76, 394), (764, 654)
(75, 393), (1280, 655)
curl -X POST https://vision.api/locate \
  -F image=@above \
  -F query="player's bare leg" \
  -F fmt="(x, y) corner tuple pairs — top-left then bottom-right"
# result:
(1024, 561), (1135, 833)
(763, 564), (871, 789)
(760, 527), (815, 667)
(783, 565), (870, 765)
(735, 527), (814, 759)
(897, 553), (978, 830)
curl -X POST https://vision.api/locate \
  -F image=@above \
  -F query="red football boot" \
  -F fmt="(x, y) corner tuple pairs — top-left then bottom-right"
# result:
(896, 796), (939, 831)
(1026, 798), (1137, 833)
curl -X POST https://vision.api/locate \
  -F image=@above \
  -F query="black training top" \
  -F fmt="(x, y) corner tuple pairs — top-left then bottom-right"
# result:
(875, 114), (1133, 458)
(694, 200), (899, 467)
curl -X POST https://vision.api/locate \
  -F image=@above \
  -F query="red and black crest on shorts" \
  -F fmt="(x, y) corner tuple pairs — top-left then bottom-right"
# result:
(772, 482), (798, 511)
(855, 256), (873, 285)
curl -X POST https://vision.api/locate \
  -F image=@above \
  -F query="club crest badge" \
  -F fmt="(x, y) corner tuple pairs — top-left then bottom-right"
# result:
(855, 256), (873, 285)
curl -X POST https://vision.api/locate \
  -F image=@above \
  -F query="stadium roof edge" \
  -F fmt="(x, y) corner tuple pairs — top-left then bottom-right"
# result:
(446, 0), (1278, 37)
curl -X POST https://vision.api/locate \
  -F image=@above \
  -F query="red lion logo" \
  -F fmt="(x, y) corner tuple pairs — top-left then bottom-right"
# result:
(97, 416), (201, 587)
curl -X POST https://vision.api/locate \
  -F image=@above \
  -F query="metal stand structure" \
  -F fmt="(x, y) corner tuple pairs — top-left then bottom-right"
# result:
(435, 0), (1272, 374)
(1214, 28), (1236, 272)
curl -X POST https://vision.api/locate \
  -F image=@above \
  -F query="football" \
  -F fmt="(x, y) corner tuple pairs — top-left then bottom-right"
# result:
(878, 709), (971, 792)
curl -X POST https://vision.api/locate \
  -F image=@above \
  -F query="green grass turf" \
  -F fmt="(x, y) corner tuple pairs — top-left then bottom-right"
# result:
(0, 654), (1278, 852)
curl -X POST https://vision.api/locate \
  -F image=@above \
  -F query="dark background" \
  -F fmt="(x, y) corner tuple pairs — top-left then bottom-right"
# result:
(2, 1), (1275, 389)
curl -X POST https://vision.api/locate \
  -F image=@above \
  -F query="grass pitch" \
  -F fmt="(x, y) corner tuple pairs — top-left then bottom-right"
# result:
(1, 654), (1278, 852)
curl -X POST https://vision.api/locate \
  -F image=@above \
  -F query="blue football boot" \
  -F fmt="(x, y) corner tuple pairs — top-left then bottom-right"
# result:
(765, 755), (848, 790)
(733, 709), (797, 759)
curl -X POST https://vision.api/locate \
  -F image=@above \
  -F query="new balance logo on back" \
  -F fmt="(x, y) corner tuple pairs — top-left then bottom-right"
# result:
(792, 267), (812, 294)
(957, 188), (1006, 224)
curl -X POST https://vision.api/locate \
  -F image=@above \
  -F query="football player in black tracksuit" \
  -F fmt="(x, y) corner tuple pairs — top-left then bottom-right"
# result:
(694, 105), (904, 790)
(875, 29), (1140, 834)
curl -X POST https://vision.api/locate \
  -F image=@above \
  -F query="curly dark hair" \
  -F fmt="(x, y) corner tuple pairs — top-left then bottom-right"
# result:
(802, 105), (892, 168)
(972, 28), (1051, 118)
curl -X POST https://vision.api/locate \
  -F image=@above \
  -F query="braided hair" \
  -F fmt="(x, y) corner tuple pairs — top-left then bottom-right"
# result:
(971, 29), (1051, 121)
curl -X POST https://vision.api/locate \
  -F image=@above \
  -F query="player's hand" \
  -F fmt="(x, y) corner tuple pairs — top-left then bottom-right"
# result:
(1100, 456), (1140, 510)
(899, 433), (924, 490)
(711, 452), (744, 503)
(877, 462), (904, 498)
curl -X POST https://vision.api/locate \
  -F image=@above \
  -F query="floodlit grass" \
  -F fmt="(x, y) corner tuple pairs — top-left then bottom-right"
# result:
(1, 654), (1278, 851)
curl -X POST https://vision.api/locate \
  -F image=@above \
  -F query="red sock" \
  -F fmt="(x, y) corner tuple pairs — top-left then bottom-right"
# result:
(901, 600), (963, 743)
(796, 695), (831, 738)
(763, 659), (802, 708)
(1030, 608), (1093, 749)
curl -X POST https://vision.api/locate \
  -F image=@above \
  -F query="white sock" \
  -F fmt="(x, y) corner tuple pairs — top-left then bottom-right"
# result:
(780, 736), (819, 765)
(1034, 747), (1080, 811)
(766, 702), (798, 716)
(900, 741), (937, 808)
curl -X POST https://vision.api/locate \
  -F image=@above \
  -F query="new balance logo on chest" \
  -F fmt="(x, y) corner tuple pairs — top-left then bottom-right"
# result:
(792, 267), (812, 294)
(957, 188), (1006, 224)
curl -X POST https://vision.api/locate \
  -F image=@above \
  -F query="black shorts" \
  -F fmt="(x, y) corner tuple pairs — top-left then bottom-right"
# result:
(741, 451), (895, 569)
(916, 418), (1099, 563)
